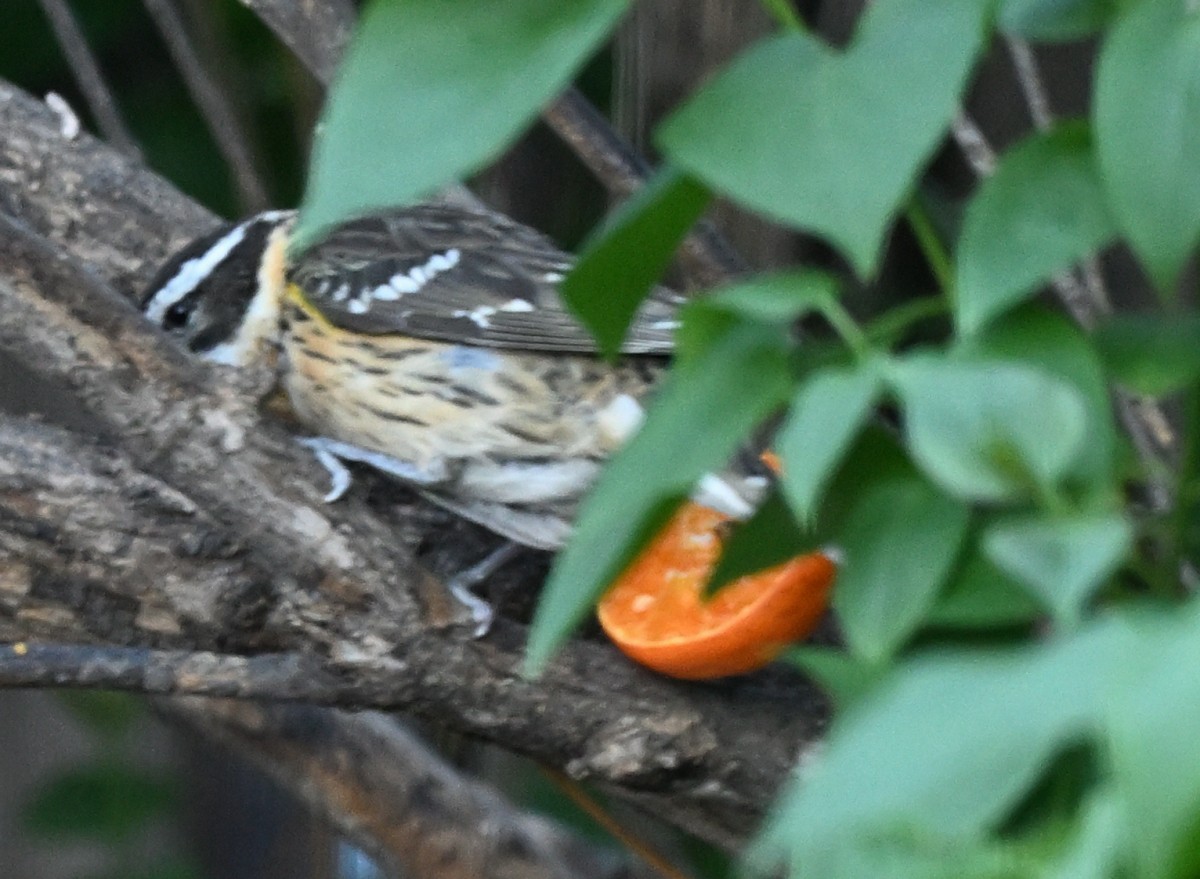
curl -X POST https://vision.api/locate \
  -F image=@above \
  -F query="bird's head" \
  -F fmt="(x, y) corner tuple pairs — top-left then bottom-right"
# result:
(141, 209), (295, 366)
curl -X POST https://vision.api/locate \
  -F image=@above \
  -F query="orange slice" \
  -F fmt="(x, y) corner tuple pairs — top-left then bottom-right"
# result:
(597, 502), (836, 680)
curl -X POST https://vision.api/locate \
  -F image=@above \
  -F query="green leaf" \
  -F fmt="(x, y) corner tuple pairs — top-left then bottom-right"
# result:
(889, 356), (1089, 502)
(562, 167), (710, 358)
(1046, 791), (1123, 879)
(754, 599), (1200, 879)
(22, 763), (176, 841)
(1095, 0), (1200, 291)
(928, 535), (1043, 629)
(524, 323), (794, 675)
(999, 0), (1119, 40)
(751, 623), (1115, 879)
(957, 124), (1117, 337)
(812, 427), (915, 538)
(706, 486), (812, 595)
(777, 360), (884, 523)
(90, 862), (203, 879)
(984, 514), (1132, 626)
(1104, 606), (1200, 879)
(658, 0), (992, 276)
(965, 306), (1118, 497)
(1094, 312), (1200, 396)
(57, 691), (141, 742)
(835, 475), (971, 662)
(294, 0), (629, 251)
(677, 271), (838, 360)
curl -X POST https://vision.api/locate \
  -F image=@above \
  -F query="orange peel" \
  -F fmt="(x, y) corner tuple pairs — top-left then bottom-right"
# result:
(598, 502), (835, 679)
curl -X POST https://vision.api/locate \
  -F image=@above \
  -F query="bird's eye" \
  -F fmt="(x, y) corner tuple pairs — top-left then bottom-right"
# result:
(163, 300), (194, 330)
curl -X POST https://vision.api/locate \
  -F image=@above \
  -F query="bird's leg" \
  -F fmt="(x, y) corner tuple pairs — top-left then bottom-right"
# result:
(299, 436), (516, 636)
(298, 436), (454, 502)
(446, 542), (525, 637)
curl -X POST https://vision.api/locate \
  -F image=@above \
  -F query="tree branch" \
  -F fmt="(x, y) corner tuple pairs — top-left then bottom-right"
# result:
(235, 0), (354, 87)
(164, 699), (628, 879)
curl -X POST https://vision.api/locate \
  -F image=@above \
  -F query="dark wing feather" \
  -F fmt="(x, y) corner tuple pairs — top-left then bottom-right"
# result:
(288, 202), (681, 355)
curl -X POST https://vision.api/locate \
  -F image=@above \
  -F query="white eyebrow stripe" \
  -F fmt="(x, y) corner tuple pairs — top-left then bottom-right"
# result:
(144, 222), (249, 323)
(143, 209), (296, 325)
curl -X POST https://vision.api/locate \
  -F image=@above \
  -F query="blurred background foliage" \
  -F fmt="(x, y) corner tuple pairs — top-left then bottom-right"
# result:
(1, 0), (310, 216)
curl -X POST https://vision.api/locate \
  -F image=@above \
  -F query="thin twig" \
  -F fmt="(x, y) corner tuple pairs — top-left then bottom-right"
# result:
(951, 111), (997, 177)
(543, 87), (653, 199)
(36, 0), (142, 159)
(541, 766), (694, 879)
(143, 0), (270, 211)
(543, 88), (748, 288)
(1006, 38), (1054, 132)
(234, 0), (354, 86)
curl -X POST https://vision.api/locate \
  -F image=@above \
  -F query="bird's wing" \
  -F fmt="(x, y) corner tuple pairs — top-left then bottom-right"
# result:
(288, 202), (680, 355)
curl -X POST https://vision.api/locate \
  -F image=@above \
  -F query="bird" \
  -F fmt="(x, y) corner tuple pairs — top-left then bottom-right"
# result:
(141, 199), (763, 633)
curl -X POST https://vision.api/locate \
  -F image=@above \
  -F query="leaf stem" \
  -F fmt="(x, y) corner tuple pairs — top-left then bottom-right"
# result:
(905, 196), (955, 305)
(820, 297), (870, 360)
(866, 295), (950, 347)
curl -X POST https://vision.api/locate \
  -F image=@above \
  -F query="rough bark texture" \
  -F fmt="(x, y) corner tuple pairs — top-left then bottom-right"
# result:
(0, 80), (828, 851)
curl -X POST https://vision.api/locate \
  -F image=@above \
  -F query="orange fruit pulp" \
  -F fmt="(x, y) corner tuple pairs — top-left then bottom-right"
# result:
(597, 501), (836, 680)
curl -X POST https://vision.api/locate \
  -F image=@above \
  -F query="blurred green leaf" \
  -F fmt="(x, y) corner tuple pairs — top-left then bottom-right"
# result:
(294, 0), (629, 251)
(90, 861), (203, 879)
(658, 0), (991, 275)
(957, 124), (1116, 337)
(1047, 791), (1123, 879)
(525, 322), (794, 675)
(999, 0), (1120, 40)
(562, 167), (710, 358)
(835, 475), (971, 662)
(812, 427), (914, 541)
(707, 486), (813, 595)
(1095, 0), (1200, 291)
(777, 360), (884, 524)
(964, 307), (1117, 499)
(755, 600), (1200, 878)
(1093, 312), (1200, 396)
(677, 271), (837, 360)
(23, 763), (175, 842)
(57, 692), (141, 742)
(750, 619), (1116, 879)
(889, 356), (1089, 502)
(984, 513), (1132, 626)
(1105, 613), (1200, 879)
(928, 535), (1043, 629)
